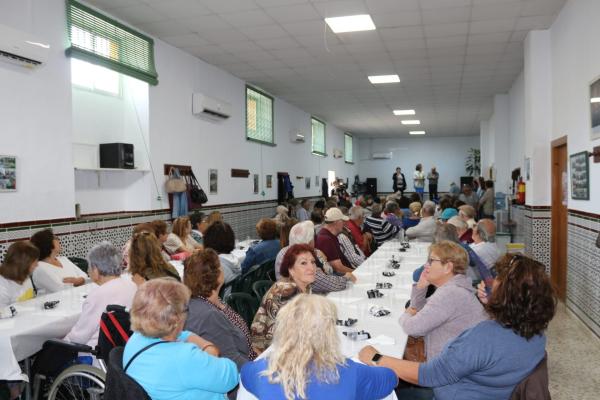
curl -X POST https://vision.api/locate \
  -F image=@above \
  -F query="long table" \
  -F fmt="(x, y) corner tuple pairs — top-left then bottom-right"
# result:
(237, 239), (430, 399)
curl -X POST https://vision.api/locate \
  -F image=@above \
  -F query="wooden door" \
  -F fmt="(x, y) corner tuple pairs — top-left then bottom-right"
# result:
(551, 138), (568, 300)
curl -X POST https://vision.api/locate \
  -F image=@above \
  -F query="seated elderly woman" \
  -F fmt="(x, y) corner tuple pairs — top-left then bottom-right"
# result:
(241, 218), (280, 274)
(203, 221), (241, 285)
(64, 242), (137, 347)
(274, 221), (355, 293)
(128, 231), (180, 282)
(360, 254), (556, 400)
(401, 241), (487, 362)
(124, 278), (238, 400)
(272, 205), (290, 228)
(251, 244), (316, 354)
(242, 294), (398, 399)
(402, 201), (422, 229)
(184, 249), (257, 370)
(30, 228), (88, 293)
(0, 241), (39, 307)
(164, 216), (202, 255)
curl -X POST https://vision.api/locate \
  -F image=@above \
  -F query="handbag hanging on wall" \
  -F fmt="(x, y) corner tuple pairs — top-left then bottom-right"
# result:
(165, 167), (187, 193)
(187, 170), (208, 206)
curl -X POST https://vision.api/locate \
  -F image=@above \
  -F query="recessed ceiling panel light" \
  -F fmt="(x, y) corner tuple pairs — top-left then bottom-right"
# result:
(393, 109), (415, 116)
(591, 97), (600, 103)
(401, 120), (420, 125)
(368, 74), (400, 84)
(325, 14), (376, 33)
(410, 131), (426, 135)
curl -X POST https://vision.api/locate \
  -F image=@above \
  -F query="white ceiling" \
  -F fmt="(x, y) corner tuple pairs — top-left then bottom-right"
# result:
(86, 0), (566, 137)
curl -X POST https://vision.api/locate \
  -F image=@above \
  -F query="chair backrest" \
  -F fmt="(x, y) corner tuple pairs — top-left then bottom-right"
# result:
(256, 259), (275, 281)
(103, 347), (152, 400)
(224, 292), (259, 329)
(96, 305), (132, 361)
(510, 353), (550, 400)
(252, 280), (273, 301)
(231, 259), (275, 294)
(68, 256), (89, 273)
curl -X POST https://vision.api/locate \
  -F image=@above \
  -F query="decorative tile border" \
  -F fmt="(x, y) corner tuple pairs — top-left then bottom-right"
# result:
(509, 205), (551, 272)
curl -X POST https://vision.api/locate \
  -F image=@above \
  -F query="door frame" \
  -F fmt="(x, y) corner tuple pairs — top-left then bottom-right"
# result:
(550, 136), (568, 300)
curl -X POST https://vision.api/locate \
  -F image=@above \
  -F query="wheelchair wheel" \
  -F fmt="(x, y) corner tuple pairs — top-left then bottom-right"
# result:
(46, 364), (105, 400)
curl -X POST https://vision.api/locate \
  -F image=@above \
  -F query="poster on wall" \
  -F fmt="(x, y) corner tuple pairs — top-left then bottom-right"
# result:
(315, 175), (319, 186)
(209, 169), (218, 194)
(0, 155), (16, 192)
(570, 151), (589, 200)
(266, 175), (272, 188)
(253, 174), (259, 194)
(590, 77), (600, 140)
(305, 177), (311, 189)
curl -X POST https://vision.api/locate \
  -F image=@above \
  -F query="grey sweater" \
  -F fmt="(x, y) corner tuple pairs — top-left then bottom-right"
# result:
(399, 274), (487, 359)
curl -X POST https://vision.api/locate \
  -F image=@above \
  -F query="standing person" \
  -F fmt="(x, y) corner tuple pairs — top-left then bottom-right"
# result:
(478, 180), (495, 219)
(427, 167), (439, 201)
(414, 164), (426, 201)
(458, 185), (479, 210)
(393, 167), (407, 197)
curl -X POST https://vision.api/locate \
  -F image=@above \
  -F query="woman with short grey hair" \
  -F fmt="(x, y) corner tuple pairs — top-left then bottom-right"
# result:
(63, 241), (138, 347)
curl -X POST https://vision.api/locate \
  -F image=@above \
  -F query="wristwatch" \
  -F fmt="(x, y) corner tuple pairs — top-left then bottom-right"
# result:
(371, 353), (383, 366)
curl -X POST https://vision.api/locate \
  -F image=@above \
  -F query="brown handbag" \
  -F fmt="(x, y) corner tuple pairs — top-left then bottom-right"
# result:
(403, 336), (427, 362)
(165, 167), (187, 193)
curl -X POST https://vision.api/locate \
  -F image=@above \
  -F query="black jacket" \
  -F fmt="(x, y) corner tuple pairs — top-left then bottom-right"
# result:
(392, 172), (406, 192)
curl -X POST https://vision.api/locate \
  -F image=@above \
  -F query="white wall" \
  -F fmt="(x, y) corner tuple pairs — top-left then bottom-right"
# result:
(508, 72), (525, 176)
(0, 1), (75, 223)
(357, 136), (479, 193)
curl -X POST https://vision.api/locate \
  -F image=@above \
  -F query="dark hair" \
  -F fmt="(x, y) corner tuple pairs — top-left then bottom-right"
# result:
(183, 248), (221, 298)
(189, 212), (205, 229)
(203, 221), (235, 254)
(485, 180), (494, 189)
(280, 244), (316, 278)
(486, 254), (557, 339)
(398, 196), (411, 209)
(478, 177), (486, 188)
(409, 193), (421, 204)
(151, 220), (168, 237)
(0, 241), (40, 283)
(30, 228), (56, 260)
(439, 196), (453, 211)
(256, 218), (278, 241)
(453, 200), (466, 209)
(310, 211), (323, 225)
(280, 218), (298, 248)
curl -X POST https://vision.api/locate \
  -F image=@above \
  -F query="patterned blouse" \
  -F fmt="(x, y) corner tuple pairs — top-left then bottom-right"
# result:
(250, 279), (310, 353)
(199, 296), (257, 361)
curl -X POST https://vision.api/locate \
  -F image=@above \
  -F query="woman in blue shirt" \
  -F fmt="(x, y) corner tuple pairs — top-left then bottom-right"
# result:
(241, 218), (280, 274)
(359, 254), (556, 400)
(124, 278), (238, 400)
(241, 294), (397, 400)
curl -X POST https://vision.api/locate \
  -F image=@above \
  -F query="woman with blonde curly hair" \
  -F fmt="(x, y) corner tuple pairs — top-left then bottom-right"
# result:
(241, 294), (397, 399)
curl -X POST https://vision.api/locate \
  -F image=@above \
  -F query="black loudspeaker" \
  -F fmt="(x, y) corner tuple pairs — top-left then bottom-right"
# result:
(460, 176), (474, 188)
(366, 178), (377, 197)
(99, 143), (134, 169)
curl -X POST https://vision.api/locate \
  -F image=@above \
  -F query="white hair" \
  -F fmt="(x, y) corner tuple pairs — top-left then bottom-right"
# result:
(422, 201), (436, 216)
(348, 206), (365, 220)
(88, 241), (122, 276)
(447, 216), (467, 231)
(289, 221), (315, 245)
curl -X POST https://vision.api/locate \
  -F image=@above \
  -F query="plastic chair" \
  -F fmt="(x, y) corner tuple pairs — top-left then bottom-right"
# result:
(252, 280), (273, 300)
(68, 257), (88, 273)
(224, 293), (259, 329)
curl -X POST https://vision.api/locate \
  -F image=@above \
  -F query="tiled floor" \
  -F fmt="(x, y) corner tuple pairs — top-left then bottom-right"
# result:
(547, 302), (600, 399)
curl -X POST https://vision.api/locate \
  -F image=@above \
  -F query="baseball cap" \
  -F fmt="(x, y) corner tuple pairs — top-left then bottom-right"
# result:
(324, 207), (349, 222)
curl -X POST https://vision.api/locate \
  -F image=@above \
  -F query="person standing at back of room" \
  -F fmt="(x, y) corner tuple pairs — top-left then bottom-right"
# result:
(427, 167), (439, 201)
(393, 167), (407, 197)
(414, 164), (426, 202)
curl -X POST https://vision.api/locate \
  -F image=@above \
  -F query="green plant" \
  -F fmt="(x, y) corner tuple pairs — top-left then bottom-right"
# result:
(465, 148), (481, 176)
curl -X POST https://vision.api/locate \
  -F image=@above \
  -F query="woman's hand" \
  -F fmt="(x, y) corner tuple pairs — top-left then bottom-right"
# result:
(416, 269), (430, 289)
(358, 345), (379, 365)
(345, 272), (357, 283)
(187, 334), (220, 356)
(63, 277), (85, 286)
(405, 307), (418, 316)
(477, 281), (488, 304)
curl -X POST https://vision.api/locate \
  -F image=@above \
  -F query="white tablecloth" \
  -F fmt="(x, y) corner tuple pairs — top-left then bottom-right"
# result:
(0, 284), (94, 380)
(237, 239), (430, 400)
(169, 239), (254, 278)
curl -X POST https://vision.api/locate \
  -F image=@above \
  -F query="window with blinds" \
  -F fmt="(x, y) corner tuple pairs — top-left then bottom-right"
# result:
(344, 133), (353, 163)
(246, 86), (274, 145)
(311, 117), (326, 156)
(66, 0), (158, 85)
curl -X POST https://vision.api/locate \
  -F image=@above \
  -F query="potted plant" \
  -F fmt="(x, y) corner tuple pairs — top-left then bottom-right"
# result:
(465, 148), (481, 176)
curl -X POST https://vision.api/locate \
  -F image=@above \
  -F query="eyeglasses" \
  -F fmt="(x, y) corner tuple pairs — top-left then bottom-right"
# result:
(426, 257), (444, 265)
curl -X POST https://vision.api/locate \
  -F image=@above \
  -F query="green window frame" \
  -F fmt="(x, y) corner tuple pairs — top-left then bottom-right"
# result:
(246, 86), (275, 146)
(66, 0), (158, 85)
(344, 133), (354, 164)
(311, 117), (327, 156)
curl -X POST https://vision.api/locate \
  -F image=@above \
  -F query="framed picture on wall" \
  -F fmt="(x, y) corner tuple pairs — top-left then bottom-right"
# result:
(590, 76), (600, 141)
(0, 155), (17, 192)
(266, 174), (272, 188)
(305, 177), (311, 189)
(209, 169), (218, 194)
(570, 151), (590, 200)
(253, 174), (259, 194)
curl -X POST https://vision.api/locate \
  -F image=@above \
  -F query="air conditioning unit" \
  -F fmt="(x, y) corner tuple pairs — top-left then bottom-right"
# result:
(0, 24), (50, 68)
(372, 152), (392, 159)
(333, 148), (343, 158)
(192, 93), (231, 120)
(290, 130), (305, 143)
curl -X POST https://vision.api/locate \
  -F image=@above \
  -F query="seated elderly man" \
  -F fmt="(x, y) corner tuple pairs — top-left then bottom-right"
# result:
(345, 206), (372, 256)
(64, 242), (137, 347)
(296, 199), (311, 222)
(363, 203), (399, 246)
(447, 215), (473, 244)
(458, 184), (479, 210)
(458, 204), (477, 229)
(241, 218), (280, 274)
(275, 221), (355, 293)
(470, 219), (502, 272)
(338, 220), (366, 270)
(315, 208), (354, 274)
(406, 201), (437, 242)
(383, 201), (403, 228)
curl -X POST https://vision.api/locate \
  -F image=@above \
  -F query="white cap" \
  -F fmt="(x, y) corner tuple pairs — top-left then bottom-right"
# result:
(324, 207), (349, 222)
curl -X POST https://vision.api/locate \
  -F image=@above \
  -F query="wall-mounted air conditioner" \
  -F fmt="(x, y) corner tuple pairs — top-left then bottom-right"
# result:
(290, 130), (305, 143)
(0, 24), (50, 68)
(192, 93), (231, 120)
(333, 148), (343, 158)
(372, 152), (392, 159)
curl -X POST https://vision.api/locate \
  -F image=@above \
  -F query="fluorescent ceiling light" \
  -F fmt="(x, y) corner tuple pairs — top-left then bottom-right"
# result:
(591, 97), (600, 103)
(410, 131), (426, 135)
(393, 109), (415, 116)
(368, 74), (400, 84)
(325, 14), (376, 33)
(401, 120), (420, 125)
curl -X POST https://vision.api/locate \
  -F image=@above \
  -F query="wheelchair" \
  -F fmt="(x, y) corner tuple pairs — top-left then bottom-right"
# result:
(30, 305), (131, 400)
